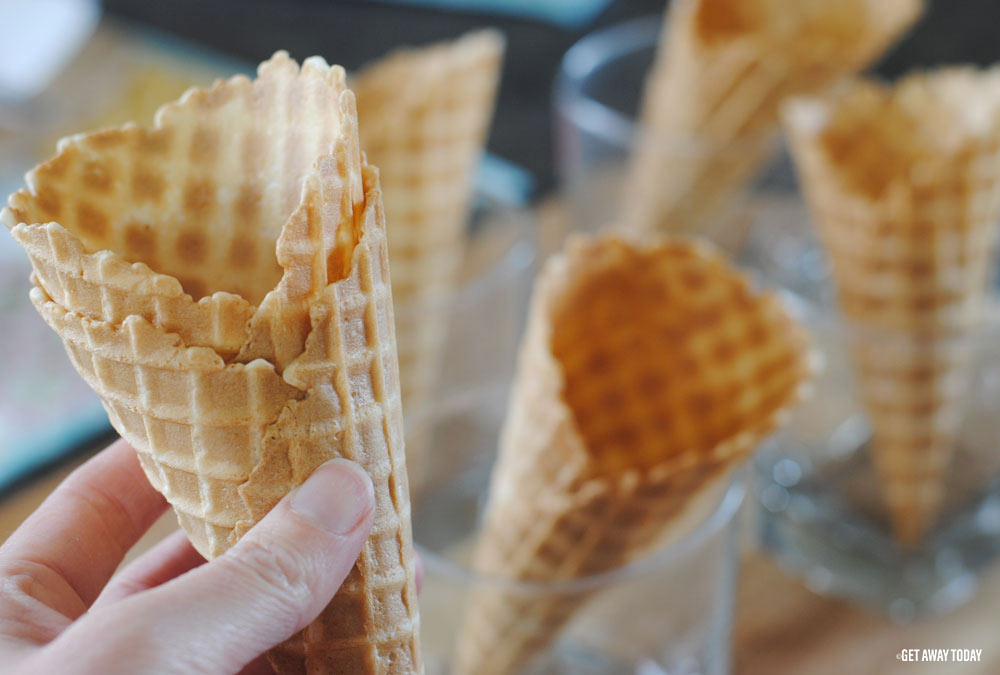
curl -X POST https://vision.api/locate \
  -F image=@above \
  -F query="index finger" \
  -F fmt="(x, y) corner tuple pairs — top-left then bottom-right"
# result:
(0, 439), (168, 612)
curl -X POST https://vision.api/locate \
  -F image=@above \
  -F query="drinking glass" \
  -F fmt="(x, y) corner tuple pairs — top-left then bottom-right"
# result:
(394, 196), (535, 490)
(552, 15), (773, 255)
(411, 385), (745, 674)
(755, 295), (1000, 620)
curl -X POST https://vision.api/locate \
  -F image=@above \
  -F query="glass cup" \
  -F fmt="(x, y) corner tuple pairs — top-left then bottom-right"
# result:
(411, 385), (745, 674)
(737, 151), (832, 308)
(552, 15), (775, 255)
(394, 196), (535, 491)
(393, 195), (535, 404)
(755, 294), (1000, 620)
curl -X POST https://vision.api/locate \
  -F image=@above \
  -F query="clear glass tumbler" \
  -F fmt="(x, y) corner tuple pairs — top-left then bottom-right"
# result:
(755, 295), (1000, 620)
(394, 196), (535, 491)
(554, 15), (833, 304)
(411, 386), (745, 675)
(552, 16), (771, 254)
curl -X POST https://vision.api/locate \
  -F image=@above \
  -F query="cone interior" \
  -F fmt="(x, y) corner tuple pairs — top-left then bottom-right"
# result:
(817, 70), (1000, 203)
(549, 238), (811, 479)
(7, 53), (354, 306)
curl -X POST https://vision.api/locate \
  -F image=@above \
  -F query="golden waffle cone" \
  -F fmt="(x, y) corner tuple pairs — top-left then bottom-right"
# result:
(621, 0), (922, 245)
(353, 30), (504, 486)
(453, 234), (816, 674)
(784, 67), (1000, 546)
(4, 52), (421, 673)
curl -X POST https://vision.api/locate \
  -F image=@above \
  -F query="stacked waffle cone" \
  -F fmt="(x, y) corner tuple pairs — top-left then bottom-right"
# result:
(454, 234), (816, 674)
(621, 0), (922, 247)
(784, 67), (1000, 546)
(353, 30), (504, 485)
(3, 53), (422, 672)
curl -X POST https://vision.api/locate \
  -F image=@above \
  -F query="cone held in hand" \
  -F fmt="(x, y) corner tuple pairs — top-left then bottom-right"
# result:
(3, 52), (421, 673)
(622, 0), (922, 244)
(454, 234), (817, 675)
(784, 66), (1000, 546)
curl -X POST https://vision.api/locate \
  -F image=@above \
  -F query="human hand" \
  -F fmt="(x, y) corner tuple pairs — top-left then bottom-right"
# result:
(0, 439), (377, 674)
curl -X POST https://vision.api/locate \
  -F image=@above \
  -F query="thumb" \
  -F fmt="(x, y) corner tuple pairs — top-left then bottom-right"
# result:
(52, 458), (375, 675)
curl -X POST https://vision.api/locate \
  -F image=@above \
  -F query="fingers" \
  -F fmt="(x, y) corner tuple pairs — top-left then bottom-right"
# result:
(0, 439), (168, 613)
(93, 530), (205, 609)
(51, 459), (375, 674)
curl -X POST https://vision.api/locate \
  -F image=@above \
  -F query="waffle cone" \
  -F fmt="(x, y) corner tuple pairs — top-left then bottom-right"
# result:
(453, 234), (816, 674)
(354, 31), (504, 486)
(4, 52), (421, 672)
(784, 67), (1000, 545)
(622, 0), (921, 244)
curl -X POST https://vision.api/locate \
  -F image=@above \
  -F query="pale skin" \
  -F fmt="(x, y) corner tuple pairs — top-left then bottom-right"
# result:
(0, 439), (416, 674)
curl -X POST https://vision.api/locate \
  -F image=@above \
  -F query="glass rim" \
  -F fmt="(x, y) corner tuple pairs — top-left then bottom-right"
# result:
(553, 14), (772, 156)
(416, 464), (745, 595)
(392, 191), (535, 322)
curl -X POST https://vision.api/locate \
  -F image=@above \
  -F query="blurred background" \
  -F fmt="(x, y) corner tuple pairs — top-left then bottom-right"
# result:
(2, 0), (1000, 530)
(5, 2), (1000, 673)
(104, 0), (1000, 194)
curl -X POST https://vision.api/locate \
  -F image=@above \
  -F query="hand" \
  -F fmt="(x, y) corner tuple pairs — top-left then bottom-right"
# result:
(0, 439), (377, 675)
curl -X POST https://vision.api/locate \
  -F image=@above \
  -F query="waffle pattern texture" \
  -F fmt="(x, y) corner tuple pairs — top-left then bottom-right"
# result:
(3, 52), (422, 674)
(354, 30), (504, 466)
(785, 67), (1000, 545)
(622, 0), (922, 246)
(454, 234), (817, 674)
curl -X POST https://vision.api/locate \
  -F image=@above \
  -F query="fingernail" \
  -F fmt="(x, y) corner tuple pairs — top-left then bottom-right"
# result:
(290, 459), (374, 535)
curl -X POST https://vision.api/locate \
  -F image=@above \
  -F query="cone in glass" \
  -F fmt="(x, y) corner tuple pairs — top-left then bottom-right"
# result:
(622, 0), (922, 248)
(353, 30), (504, 488)
(453, 233), (817, 674)
(784, 67), (1000, 545)
(3, 52), (422, 673)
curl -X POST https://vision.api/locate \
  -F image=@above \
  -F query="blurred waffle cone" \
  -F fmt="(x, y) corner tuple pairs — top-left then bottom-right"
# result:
(354, 30), (504, 488)
(784, 67), (1000, 546)
(4, 52), (421, 672)
(622, 0), (922, 248)
(453, 234), (816, 674)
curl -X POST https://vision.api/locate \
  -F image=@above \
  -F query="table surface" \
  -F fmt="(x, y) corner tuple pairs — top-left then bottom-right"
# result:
(1, 442), (996, 675)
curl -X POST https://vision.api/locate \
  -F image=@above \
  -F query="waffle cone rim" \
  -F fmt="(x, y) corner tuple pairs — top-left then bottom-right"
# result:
(1, 50), (364, 362)
(531, 233), (821, 483)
